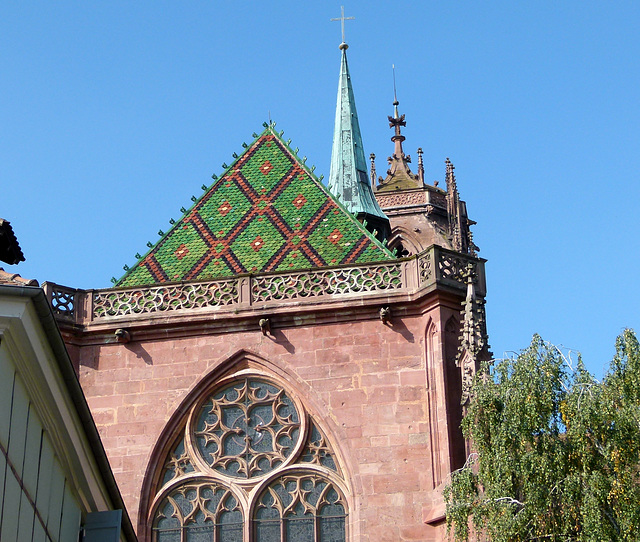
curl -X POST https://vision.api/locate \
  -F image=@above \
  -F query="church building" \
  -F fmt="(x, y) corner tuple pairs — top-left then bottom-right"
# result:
(45, 35), (489, 542)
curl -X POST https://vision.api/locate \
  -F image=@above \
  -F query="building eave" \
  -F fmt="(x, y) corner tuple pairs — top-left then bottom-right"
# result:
(0, 285), (138, 542)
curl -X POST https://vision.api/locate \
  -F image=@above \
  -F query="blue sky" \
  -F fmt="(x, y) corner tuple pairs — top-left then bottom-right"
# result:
(2, 2), (638, 377)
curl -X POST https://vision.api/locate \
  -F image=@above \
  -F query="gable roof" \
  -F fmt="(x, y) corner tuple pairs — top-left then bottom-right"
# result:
(116, 126), (394, 287)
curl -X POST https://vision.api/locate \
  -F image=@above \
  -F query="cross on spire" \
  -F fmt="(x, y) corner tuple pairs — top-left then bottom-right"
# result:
(331, 6), (355, 45)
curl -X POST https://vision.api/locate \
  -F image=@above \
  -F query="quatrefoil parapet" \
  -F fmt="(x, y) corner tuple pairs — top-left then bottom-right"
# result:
(193, 378), (302, 479)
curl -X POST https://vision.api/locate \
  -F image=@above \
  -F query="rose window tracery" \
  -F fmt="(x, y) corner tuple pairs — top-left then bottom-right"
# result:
(161, 439), (195, 486)
(194, 379), (301, 479)
(150, 375), (347, 542)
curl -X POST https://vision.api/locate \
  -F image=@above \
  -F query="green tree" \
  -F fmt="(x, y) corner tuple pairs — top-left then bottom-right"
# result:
(444, 329), (640, 541)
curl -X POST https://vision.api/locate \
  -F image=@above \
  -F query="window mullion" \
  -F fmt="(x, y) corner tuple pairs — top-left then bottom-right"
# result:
(244, 378), (251, 474)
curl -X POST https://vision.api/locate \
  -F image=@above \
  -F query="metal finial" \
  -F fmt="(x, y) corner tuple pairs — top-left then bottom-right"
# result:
(370, 153), (377, 187)
(331, 6), (355, 48)
(392, 64), (399, 118)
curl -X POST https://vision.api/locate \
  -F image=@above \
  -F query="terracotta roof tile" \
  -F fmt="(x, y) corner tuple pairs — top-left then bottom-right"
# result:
(0, 268), (39, 286)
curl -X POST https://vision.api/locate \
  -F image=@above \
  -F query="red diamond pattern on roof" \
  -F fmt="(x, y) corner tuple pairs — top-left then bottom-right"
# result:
(251, 236), (264, 252)
(260, 160), (273, 175)
(218, 201), (232, 216)
(328, 229), (343, 244)
(292, 194), (307, 209)
(175, 244), (189, 260)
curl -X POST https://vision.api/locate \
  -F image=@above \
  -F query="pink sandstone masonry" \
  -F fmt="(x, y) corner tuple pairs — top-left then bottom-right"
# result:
(73, 306), (462, 541)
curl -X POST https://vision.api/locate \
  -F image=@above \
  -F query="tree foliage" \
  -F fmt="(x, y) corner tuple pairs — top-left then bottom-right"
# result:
(444, 329), (640, 541)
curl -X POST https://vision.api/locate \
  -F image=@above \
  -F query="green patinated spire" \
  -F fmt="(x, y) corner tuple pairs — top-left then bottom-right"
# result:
(327, 43), (390, 241)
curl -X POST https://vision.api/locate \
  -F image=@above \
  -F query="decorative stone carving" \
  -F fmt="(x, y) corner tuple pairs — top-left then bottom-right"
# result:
(194, 379), (301, 479)
(93, 280), (239, 317)
(376, 191), (427, 208)
(457, 264), (490, 405)
(50, 286), (76, 319)
(251, 263), (403, 303)
(300, 422), (339, 473)
(418, 251), (433, 284)
(44, 246), (484, 327)
(438, 253), (477, 285)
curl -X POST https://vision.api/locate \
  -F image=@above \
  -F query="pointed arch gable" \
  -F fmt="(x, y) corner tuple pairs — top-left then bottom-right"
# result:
(249, 464), (349, 542)
(151, 475), (247, 540)
(387, 226), (422, 257)
(248, 464), (350, 519)
(137, 349), (351, 540)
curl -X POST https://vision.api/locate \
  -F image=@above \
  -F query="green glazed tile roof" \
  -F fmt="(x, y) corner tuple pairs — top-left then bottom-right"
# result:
(116, 126), (394, 287)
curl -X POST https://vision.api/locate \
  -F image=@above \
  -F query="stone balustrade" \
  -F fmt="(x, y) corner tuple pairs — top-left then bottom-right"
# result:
(43, 245), (485, 326)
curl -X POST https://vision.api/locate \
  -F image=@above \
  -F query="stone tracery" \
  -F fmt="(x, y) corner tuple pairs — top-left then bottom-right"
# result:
(150, 375), (346, 542)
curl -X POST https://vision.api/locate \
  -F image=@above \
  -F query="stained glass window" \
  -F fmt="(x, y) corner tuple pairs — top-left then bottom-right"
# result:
(195, 379), (301, 479)
(153, 483), (242, 542)
(162, 438), (195, 486)
(151, 376), (347, 542)
(300, 422), (339, 472)
(254, 475), (346, 542)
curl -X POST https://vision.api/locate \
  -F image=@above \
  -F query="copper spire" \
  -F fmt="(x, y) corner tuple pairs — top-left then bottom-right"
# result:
(327, 14), (390, 241)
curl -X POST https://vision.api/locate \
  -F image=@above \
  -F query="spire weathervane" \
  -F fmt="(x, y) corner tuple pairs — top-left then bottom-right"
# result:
(331, 6), (355, 48)
(375, 63), (426, 192)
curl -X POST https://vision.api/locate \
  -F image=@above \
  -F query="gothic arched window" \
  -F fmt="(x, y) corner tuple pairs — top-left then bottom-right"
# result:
(153, 482), (243, 542)
(149, 375), (348, 542)
(254, 474), (346, 542)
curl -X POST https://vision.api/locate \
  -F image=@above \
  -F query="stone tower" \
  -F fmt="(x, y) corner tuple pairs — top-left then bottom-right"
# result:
(373, 98), (478, 259)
